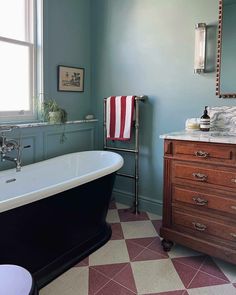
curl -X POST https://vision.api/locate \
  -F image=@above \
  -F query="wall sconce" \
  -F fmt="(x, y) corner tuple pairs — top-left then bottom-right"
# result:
(194, 23), (206, 74)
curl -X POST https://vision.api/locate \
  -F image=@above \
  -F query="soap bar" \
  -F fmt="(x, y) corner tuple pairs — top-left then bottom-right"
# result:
(85, 114), (94, 120)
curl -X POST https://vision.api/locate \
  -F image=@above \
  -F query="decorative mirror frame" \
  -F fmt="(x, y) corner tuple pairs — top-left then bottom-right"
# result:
(216, 0), (236, 98)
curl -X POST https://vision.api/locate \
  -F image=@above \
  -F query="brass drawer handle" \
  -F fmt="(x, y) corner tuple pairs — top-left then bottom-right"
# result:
(231, 179), (236, 184)
(192, 173), (208, 182)
(230, 233), (236, 238)
(192, 196), (208, 206)
(192, 222), (207, 232)
(194, 151), (209, 158)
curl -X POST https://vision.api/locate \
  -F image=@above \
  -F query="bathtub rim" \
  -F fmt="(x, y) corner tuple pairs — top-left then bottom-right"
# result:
(0, 150), (123, 213)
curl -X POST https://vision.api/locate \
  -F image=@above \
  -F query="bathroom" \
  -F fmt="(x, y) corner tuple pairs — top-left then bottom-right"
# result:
(0, 0), (236, 294)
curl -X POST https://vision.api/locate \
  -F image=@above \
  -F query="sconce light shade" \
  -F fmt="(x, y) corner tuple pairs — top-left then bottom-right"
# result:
(194, 23), (206, 74)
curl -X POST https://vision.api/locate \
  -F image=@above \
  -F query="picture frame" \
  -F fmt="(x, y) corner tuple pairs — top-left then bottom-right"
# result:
(58, 65), (85, 92)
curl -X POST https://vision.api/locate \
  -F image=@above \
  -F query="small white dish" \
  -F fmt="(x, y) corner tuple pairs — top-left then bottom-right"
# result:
(85, 114), (94, 120)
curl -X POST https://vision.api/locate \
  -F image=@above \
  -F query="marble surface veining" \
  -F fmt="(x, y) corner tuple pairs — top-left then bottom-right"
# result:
(208, 106), (236, 132)
(0, 119), (98, 129)
(160, 130), (236, 144)
(160, 106), (236, 144)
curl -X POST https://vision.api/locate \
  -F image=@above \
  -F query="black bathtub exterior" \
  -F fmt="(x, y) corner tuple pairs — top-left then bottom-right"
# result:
(0, 173), (115, 288)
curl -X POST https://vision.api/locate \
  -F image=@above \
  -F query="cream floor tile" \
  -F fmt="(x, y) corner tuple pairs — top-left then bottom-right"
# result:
(106, 209), (120, 223)
(146, 212), (162, 220)
(121, 220), (157, 239)
(214, 258), (236, 283)
(116, 202), (130, 209)
(131, 259), (184, 294)
(188, 284), (236, 295)
(168, 244), (202, 258)
(89, 240), (129, 266)
(39, 267), (88, 295)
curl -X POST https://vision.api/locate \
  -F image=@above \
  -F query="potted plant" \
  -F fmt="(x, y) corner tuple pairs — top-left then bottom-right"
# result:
(42, 99), (67, 124)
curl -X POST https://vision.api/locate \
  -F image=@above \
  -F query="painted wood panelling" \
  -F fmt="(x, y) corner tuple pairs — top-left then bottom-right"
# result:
(0, 122), (97, 171)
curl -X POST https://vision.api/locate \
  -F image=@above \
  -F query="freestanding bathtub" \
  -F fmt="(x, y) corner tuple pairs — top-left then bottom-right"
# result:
(0, 150), (123, 288)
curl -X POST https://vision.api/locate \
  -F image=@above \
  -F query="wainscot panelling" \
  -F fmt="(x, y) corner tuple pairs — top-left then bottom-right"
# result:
(0, 122), (97, 171)
(20, 135), (37, 165)
(44, 126), (95, 159)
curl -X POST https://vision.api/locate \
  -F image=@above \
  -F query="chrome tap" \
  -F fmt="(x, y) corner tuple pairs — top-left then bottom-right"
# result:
(2, 155), (21, 172)
(0, 126), (22, 172)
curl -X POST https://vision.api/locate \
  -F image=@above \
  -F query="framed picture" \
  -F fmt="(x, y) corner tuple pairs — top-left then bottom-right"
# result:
(58, 65), (84, 92)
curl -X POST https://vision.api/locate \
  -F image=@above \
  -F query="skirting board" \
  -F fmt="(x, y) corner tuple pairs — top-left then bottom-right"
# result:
(112, 189), (163, 216)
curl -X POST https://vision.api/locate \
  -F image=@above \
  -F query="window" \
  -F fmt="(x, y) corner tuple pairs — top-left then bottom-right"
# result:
(0, 0), (42, 122)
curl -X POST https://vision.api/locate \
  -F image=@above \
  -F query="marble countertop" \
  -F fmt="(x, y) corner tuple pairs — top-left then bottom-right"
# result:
(160, 130), (236, 145)
(0, 119), (98, 130)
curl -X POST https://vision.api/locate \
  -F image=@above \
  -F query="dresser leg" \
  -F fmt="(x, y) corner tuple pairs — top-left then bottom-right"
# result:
(161, 239), (174, 252)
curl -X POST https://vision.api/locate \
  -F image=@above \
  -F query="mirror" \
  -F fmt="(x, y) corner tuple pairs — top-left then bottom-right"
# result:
(216, 0), (236, 98)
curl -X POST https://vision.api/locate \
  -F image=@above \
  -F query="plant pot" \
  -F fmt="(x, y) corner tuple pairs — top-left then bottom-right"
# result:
(48, 111), (62, 124)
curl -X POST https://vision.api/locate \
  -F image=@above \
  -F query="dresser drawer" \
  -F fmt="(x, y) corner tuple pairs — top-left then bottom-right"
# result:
(173, 186), (236, 215)
(173, 209), (236, 243)
(173, 162), (236, 189)
(172, 141), (235, 164)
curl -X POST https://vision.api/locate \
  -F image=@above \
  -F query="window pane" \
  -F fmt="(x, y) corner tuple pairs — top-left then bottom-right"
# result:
(0, 0), (28, 41)
(0, 41), (31, 111)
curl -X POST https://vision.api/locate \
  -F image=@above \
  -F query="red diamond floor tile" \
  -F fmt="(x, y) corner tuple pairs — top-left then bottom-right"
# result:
(171, 255), (206, 270)
(188, 270), (230, 289)
(118, 208), (149, 222)
(126, 239), (146, 261)
(91, 263), (127, 279)
(143, 291), (188, 295)
(200, 256), (230, 281)
(126, 237), (169, 262)
(88, 268), (110, 294)
(110, 223), (124, 240)
(89, 263), (137, 294)
(172, 260), (198, 288)
(172, 256), (230, 289)
(95, 280), (136, 295)
(113, 263), (137, 293)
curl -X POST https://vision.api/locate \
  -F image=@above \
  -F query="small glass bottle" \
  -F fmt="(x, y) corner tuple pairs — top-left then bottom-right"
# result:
(200, 106), (210, 131)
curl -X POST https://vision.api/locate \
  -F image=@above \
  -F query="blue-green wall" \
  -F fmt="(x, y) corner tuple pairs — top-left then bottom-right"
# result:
(91, 0), (236, 214)
(44, 0), (92, 119)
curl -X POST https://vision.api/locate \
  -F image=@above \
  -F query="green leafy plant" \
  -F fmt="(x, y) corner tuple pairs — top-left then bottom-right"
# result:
(42, 98), (67, 124)
(34, 95), (68, 143)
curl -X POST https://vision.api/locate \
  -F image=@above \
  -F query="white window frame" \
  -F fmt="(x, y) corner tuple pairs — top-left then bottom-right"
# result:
(0, 0), (43, 123)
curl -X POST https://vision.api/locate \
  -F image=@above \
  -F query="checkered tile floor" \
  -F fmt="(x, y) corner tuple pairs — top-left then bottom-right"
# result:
(40, 201), (236, 295)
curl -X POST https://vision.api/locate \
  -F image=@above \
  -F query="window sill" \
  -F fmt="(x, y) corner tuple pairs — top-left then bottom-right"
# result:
(1, 119), (98, 129)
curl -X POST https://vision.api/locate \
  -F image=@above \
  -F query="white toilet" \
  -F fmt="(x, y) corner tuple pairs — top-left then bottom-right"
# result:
(0, 265), (38, 295)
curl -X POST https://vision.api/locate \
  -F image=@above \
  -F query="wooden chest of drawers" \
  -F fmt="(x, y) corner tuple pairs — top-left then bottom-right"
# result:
(160, 139), (236, 264)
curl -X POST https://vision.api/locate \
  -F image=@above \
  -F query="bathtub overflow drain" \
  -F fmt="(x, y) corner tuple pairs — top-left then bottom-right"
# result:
(6, 178), (16, 183)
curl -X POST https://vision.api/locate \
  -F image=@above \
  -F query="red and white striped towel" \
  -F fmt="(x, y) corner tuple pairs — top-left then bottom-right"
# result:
(106, 95), (135, 141)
